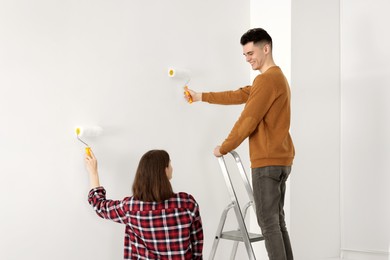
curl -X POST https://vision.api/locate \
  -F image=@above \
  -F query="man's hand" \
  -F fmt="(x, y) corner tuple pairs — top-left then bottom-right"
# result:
(213, 145), (223, 157)
(184, 88), (202, 103)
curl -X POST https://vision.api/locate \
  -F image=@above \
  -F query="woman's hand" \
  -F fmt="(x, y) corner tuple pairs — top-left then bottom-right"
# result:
(84, 148), (100, 188)
(85, 149), (97, 174)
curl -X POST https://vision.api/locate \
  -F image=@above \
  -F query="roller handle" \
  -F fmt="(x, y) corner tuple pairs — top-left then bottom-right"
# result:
(184, 86), (193, 104)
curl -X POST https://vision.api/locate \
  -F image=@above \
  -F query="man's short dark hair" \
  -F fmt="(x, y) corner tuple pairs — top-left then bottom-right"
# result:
(240, 28), (273, 48)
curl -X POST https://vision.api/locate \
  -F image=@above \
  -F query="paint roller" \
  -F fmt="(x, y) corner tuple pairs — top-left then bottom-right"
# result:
(168, 68), (193, 103)
(75, 126), (103, 156)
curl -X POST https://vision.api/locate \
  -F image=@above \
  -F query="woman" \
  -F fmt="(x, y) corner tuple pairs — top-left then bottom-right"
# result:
(85, 149), (204, 259)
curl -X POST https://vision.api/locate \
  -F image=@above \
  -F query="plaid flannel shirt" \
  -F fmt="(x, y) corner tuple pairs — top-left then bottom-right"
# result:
(88, 187), (203, 259)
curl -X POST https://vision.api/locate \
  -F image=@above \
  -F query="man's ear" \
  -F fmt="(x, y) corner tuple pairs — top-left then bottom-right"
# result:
(263, 43), (271, 54)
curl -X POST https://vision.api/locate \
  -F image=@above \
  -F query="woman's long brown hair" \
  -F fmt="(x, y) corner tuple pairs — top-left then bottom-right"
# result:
(132, 150), (174, 202)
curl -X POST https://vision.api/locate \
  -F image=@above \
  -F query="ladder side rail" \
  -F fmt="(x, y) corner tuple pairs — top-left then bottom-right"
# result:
(218, 156), (239, 203)
(232, 201), (257, 260)
(229, 151), (256, 208)
(229, 200), (253, 260)
(242, 201), (254, 218)
(218, 156), (257, 260)
(230, 242), (239, 260)
(208, 202), (235, 260)
(230, 152), (264, 244)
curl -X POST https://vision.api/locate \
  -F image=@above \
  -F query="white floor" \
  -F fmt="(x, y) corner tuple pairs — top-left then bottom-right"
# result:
(318, 258), (389, 260)
(316, 258), (341, 260)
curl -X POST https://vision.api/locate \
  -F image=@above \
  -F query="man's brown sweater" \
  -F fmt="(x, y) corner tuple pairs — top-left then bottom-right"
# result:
(202, 66), (294, 168)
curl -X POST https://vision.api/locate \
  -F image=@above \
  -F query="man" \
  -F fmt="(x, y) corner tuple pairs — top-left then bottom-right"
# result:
(186, 28), (294, 260)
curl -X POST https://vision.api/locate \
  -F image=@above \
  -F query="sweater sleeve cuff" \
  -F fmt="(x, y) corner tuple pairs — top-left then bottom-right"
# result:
(201, 93), (208, 102)
(88, 186), (105, 198)
(219, 145), (229, 155)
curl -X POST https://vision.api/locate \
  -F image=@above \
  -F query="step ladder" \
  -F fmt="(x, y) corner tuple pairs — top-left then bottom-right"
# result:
(209, 151), (264, 260)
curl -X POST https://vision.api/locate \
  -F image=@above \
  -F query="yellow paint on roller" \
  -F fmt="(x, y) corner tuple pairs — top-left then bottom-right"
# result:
(168, 68), (190, 79)
(76, 128), (81, 135)
(85, 147), (91, 156)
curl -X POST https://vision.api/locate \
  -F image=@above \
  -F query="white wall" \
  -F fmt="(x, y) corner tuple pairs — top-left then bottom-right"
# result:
(291, 1), (390, 260)
(0, 1), (251, 259)
(291, 0), (341, 259)
(340, 0), (390, 259)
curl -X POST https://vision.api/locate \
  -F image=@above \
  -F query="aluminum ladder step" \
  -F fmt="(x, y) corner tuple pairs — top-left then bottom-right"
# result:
(220, 230), (264, 242)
